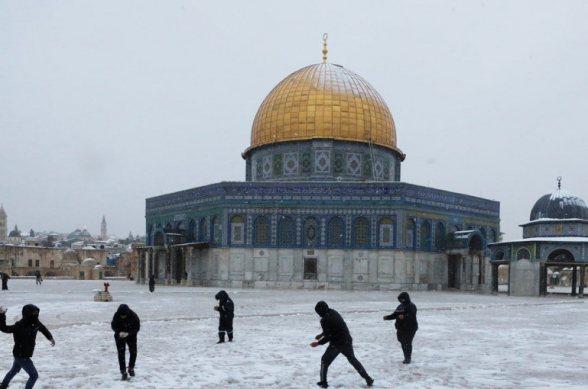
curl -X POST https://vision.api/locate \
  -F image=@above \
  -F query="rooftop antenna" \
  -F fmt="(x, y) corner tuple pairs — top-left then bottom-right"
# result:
(322, 33), (328, 63)
(557, 176), (562, 190)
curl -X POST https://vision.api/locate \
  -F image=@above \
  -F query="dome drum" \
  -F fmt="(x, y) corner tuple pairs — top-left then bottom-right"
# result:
(244, 139), (402, 182)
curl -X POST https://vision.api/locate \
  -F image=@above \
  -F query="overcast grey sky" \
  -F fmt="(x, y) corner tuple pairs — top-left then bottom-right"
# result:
(1, 0), (587, 240)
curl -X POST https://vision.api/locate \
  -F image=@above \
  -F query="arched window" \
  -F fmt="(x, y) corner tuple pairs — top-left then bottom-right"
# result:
(212, 217), (221, 244)
(406, 219), (416, 248)
(176, 221), (185, 232)
(516, 248), (531, 260)
(328, 217), (344, 246)
(165, 222), (172, 229)
(188, 219), (196, 242)
(199, 218), (208, 242)
(230, 216), (245, 245)
(489, 229), (497, 243)
(278, 216), (295, 246)
(547, 249), (574, 262)
(449, 224), (460, 233)
(470, 235), (483, 251)
(479, 227), (486, 239)
(379, 217), (394, 247)
(434, 222), (445, 251)
(304, 218), (319, 246)
(353, 217), (369, 247)
(494, 250), (505, 260)
(255, 217), (269, 245)
(420, 221), (431, 250)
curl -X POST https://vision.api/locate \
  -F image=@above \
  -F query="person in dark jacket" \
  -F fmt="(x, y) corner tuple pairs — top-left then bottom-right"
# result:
(0, 304), (55, 389)
(383, 291), (418, 364)
(111, 304), (140, 380)
(35, 271), (42, 286)
(1, 273), (9, 290)
(214, 290), (234, 343)
(310, 301), (373, 388)
(148, 274), (155, 293)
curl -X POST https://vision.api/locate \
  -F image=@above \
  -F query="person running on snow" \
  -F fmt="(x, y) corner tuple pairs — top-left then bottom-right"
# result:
(383, 291), (418, 364)
(0, 304), (55, 389)
(310, 301), (373, 388)
(111, 304), (140, 380)
(214, 290), (234, 343)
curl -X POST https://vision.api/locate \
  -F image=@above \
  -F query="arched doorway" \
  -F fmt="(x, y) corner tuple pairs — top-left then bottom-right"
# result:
(491, 250), (509, 294)
(175, 249), (184, 284)
(545, 249), (579, 295)
(154, 231), (164, 246)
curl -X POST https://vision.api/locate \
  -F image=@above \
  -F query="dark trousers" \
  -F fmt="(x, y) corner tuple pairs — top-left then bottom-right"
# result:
(397, 329), (417, 360)
(320, 342), (369, 383)
(149, 283), (155, 293)
(115, 335), (137, 373)
(1, 281), (7, 290)
(2, 357), (38, 389)
(218, 317), (233, 340)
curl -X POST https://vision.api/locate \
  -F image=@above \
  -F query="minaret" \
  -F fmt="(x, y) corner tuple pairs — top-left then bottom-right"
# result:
(0, 204), (7, 242)
(101, 215), (107, 240)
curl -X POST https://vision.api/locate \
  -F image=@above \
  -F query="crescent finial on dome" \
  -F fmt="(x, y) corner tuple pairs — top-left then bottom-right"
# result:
(322, 33), (328, 63)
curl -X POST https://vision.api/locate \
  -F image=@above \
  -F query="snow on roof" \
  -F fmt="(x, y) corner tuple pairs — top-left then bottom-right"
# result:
(491, 236), (588, 245)
(520, 218), (588, 226)
(549, 189), (587, 206)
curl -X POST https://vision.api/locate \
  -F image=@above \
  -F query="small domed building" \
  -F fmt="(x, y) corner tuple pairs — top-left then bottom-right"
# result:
(139, 39), (500, 291)
(7, 225), (22, 245)
(489, 179), (588, 296)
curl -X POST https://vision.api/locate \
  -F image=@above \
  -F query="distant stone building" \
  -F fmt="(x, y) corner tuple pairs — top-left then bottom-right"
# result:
(67, 228), (92, 242)
(137, 41), (500, 291)
(489, 179), (588, 296)
(0, 205), (7, 242)
(0, 245), (132, 280)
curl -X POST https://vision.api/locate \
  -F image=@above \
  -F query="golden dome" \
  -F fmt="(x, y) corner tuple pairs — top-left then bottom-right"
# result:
(246, 63), (401, 155)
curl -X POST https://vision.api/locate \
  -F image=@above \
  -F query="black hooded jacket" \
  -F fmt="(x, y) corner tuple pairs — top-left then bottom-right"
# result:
(385, 292), (418, 332)
(111, 304), (141, 338)
(0, 304), (53, 358)
(315, 301), (352, 347)
(215, 290), (234, 321)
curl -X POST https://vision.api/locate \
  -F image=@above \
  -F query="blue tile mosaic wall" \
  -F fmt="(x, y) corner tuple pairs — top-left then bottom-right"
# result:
(146, 181), (499, 252)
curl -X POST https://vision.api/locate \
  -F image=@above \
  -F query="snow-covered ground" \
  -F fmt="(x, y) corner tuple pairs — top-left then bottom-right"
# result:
(1, 280), (587, 389)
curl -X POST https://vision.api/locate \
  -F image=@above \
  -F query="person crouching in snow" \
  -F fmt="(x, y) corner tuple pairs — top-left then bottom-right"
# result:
(214, 290), (234, 343)
(0, 304), (55, 389)
(383, 291), (418, 364)
(111, 304), (140, 380)
(310, 301), (374, 388)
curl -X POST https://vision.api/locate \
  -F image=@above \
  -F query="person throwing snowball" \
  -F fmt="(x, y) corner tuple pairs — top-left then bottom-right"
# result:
(0, 304), (55, 389)
(310, 301), (373, 388)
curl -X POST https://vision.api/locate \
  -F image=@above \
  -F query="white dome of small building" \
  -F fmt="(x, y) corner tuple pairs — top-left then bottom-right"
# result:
(62, 248), (79, 264)
(82, 258), (97, 267)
